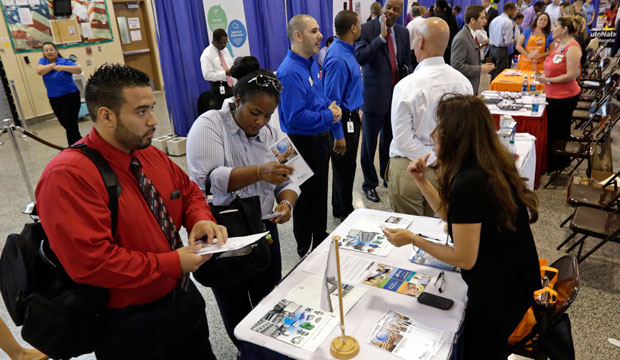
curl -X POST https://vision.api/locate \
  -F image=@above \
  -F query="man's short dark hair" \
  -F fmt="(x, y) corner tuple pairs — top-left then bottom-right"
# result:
(465, 5), (485, 23)
(515, 13), (524, 20)
(503, 2), (517, 12)
(213, 28), (227, 41)
(435, 0), (450, 13)
(533, 1), (545, 11)
(85, 63), (150, 121)
(335, 10), (359, 36)
(412, 6), (423, 17)
(454, 5), (462, 12)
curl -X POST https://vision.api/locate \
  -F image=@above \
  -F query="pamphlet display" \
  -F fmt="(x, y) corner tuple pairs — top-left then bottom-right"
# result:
(363, 263), (432, 298)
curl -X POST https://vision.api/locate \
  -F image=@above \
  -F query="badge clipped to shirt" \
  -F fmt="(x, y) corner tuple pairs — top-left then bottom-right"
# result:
(308, 76), (314, 86)
(552, 54), (564, 64)
(219, 85), (226, 95)
(347, 120), (354, 133)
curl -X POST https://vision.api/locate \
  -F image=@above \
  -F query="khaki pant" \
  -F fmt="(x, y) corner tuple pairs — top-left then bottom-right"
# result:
(387, 157), (439, 216)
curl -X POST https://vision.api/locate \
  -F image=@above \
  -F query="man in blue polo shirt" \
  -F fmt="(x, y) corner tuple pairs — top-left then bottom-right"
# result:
(277, 14), (343, 257)
(323, 10), (364, 222)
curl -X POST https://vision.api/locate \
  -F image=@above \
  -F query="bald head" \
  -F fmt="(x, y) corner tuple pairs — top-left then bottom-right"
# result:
(287, 14), (313, 41)
(413, 18), (450, 60)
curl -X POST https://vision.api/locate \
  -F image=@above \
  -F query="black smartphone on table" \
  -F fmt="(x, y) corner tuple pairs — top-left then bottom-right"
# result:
(417, 292), (454, 310)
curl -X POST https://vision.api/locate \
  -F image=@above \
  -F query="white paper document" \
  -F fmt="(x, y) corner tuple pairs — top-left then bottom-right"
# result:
(80, 23), (93, 38)
(285, 274), (366, 315)
(194, 232), (268, 255)
(409, 216), (452, 246)
(251, 299), (338, 352)
(270, 136), (314, 186)
(128, 17), (140, 29)
(3, 0), (16, 7)
(300, 249), (376, 284)
(130, 30), (142, 41)
(27, 0), (38, 6)
(368, 310), (446, 360)
(15, 0), (27, 6)
(17, 8), (32, 25)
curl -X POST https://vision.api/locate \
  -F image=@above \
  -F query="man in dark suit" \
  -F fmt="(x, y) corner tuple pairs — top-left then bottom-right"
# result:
(482, 0), (498, 33)
(355, 0), (412, 203)
(451, 5), (495, 94)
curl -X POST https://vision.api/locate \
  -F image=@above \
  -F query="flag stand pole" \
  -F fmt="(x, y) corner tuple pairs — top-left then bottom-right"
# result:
(330, 236), (360, 359)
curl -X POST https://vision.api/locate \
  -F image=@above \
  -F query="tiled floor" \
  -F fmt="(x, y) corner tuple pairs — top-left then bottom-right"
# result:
(1, 90), (619, 359)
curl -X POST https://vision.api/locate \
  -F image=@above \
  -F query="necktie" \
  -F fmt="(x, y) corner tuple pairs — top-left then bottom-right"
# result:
(386, 28), (398, 86)
(475, 36), (479, 47)
(218, 50), (234, 88)
(130, 157), (189, 291)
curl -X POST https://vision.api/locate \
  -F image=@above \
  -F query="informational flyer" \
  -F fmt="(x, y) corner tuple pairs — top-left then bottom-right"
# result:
(251, 299), (338, 352)
(193, 232), (268, 255)
(363, 263), (432, 297)
(270, 136), (313, 186)
(300, 249), (377, 284)
(338, 228), (394, 256)
(285, 274), (367, 315)
(409, 216), (453, 246)
(368, 310), (445, 360)
(410, 248), (459, 272)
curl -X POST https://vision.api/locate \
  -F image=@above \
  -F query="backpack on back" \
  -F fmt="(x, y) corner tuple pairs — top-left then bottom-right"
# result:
(0, 144), (119, 359)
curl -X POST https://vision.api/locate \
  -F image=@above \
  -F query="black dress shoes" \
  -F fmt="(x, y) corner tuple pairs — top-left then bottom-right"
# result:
(365, 189), (380, 202)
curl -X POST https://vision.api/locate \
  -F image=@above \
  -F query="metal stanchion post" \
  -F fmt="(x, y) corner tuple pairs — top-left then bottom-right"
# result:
(9, 79), (35, 137)
(3, 118), (36, 214)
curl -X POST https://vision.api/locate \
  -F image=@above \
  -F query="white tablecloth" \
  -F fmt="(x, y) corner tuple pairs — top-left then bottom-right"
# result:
(235, 209), (469, 359)
(515, 133), (537, 190)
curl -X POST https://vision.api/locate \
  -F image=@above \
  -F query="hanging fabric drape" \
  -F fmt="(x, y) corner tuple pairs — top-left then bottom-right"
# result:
(153, 0), (209, 136)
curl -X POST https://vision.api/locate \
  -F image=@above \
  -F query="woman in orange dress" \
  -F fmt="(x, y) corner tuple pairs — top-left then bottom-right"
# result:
(515, 13), (555, 72)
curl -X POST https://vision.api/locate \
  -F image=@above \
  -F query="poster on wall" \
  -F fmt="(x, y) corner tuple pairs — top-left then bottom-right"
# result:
(202, 0), (250, 59)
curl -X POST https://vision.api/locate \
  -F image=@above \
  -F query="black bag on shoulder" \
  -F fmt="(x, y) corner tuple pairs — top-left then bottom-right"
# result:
(193, 194), (271, 288)
(0, 144), (119, 359)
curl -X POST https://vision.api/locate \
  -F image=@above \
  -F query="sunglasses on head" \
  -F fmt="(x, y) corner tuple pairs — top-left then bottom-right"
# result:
(247, 74), (283, 93)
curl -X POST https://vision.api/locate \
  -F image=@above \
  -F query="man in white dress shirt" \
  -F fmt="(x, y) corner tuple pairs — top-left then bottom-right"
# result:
(387, 17), (473, 216)
(200, 29), (235, 109)
(488, 2), (518, 79)
(545, 0), (562, 24)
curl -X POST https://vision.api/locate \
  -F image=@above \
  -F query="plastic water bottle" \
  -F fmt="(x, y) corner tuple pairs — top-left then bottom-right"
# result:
(522, 76), (529, 94)
(529, 76), (537, 93)
(509, 139), (517, 158)
(589, 99), (598, 117)
(532, 94), (540, 115)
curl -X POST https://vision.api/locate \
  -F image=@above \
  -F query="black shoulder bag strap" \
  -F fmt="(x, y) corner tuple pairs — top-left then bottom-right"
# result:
(69, 143), (121, 233)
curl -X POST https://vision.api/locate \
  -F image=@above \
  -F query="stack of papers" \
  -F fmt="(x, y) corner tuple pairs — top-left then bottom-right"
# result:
(285, 274), (367, 315)
(368, 310), (446, 360)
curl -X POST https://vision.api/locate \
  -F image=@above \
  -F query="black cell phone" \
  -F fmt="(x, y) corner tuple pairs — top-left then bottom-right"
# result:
(417, 292), (454, 310)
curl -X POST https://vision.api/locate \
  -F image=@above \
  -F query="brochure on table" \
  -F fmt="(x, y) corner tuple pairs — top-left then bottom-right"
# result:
(363, 263), (432, 297)
(285, 274), (367, 316)
(368, 310), (446, 360)
(250, 299), (339, 352)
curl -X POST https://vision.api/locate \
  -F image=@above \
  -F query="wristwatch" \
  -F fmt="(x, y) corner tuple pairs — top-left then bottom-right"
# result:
(279, 199), (293, 211)
(546, 78), (552, 85)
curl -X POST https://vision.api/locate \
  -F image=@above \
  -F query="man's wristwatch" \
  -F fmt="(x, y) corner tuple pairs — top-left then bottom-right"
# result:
(279, 199), (293, 211)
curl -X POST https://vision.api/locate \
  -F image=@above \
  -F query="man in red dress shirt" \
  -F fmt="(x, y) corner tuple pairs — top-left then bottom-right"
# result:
(35, 63), (227, 359)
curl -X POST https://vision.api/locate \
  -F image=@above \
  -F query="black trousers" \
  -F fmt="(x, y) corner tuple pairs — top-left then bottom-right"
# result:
(211, 221), (282, 349)
(210, 81), (233, 110)
(329, 109), (361, 219)
(94, 282), (216, 360)
(288, 132), (330, 257)
(48, 91), (82, 146)
(489, 46), (509, 80)
(361, 111), (392, 192)
(546, 95), (580, 172)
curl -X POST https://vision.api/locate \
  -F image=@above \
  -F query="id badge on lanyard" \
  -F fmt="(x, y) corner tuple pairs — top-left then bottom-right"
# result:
(552, 54), (564, 64)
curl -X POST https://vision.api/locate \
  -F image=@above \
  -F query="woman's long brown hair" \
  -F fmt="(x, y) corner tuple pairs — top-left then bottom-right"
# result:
(433, 94), (538, 230)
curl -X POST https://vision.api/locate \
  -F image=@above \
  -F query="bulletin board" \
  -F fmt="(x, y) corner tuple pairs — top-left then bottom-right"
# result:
(1, 0), (114, 53)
